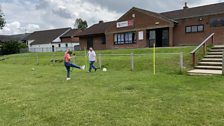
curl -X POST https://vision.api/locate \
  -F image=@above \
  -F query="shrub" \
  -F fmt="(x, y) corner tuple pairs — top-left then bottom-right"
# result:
(0, 40), (24, 55)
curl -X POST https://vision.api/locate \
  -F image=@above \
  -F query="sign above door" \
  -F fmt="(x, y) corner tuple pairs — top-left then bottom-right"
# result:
(116, 20), (134, 28)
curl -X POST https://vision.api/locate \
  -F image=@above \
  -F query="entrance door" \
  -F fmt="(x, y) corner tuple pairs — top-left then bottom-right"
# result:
(148, 28), (169, 47)
(162, 29), (169, 47)
(87, 37), (93, 49)
(52, 45), (55, 52)
(149, 30), (156, 47)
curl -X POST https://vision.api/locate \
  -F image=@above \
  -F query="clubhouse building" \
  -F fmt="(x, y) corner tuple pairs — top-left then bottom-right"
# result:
(77, 2), (224, 50)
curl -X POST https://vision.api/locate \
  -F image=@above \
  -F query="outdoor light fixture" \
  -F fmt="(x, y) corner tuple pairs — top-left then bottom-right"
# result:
(132, 14), (135, 18)
(155, 22), (160, 25)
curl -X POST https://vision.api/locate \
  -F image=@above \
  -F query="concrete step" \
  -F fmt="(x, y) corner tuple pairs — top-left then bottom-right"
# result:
(201, 58), (222, 62)
(213, 45), (224, 48)
(188, 69), (222, 75)
(198, 62), (222, 66)
(207, 52), (224, 55)
(194, 65), (222, 70)
(204, 55), (223, 58)
(209, 49), (224, 52)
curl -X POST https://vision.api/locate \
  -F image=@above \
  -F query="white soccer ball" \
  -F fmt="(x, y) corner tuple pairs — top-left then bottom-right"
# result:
(102, 68), (107, 72)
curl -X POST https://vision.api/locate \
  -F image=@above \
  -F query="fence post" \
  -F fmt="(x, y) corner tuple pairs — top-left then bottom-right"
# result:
(23, 54), (26, 64)
(73, 56), (76, 64)
(36, 53), (39, 65)
(52, 53), (55, 65)
(99, 54), (102, 69)
(13, 56), (16, 64)
(180, 52), (184, 73)
(130, 53), (134, 71)
(3, 55), (6, 63)
(222, 51), (224, 75)
(192, 53), (196, 66)
(203, 43), (207, 55)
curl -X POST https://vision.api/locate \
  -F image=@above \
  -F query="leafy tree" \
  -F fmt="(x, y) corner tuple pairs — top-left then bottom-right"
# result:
(0, 8), (6, 29)
(74, 18), (88, 30)
(0, 41), (25, 55)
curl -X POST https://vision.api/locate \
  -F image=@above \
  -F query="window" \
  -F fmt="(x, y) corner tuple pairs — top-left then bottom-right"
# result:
(186, 27), (191, 33)
(65, 43), (68, 48)
(198, 25), (204, 32)
(221, 18), (224, 26)
(192, 26), (198, 32)
(185, 25), (204, 33)
(114, 34), (117, 43)
(58, 44), (61, 48)
(101, 36), (106, 44)
(210, 18), (224, 27)
(114, 32), (136, 45)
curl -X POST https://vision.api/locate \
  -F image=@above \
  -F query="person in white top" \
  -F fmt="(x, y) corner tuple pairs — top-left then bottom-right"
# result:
(88, 47), (97, 72)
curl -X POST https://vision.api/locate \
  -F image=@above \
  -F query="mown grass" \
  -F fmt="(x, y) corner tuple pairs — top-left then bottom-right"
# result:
(0, 46), (195, 72)
(0, 47), (223, 126)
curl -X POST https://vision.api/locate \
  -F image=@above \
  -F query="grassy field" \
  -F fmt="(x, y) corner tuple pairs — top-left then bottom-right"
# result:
(0, 47), (224, 126)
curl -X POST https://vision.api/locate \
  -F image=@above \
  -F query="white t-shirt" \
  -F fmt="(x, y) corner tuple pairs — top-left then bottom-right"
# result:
(88, 50), (96, 61)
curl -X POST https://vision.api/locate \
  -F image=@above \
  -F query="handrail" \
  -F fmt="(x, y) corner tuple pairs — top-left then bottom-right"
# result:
(191, 33), (215, 54)
(191, 33), (215, 66)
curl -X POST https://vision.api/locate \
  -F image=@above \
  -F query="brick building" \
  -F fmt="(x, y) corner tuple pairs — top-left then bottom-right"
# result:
(78, 2), (224, 50)
(60, 29), (82, 50)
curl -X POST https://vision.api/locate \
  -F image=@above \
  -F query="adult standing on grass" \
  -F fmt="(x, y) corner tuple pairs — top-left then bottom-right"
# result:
(88, 47), (97, 72)
(64, 49), (85, 80)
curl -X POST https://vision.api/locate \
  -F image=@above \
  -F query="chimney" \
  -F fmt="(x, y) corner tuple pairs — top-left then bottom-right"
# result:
(99, 20), (104, 24)
(183, 2), (188, 9)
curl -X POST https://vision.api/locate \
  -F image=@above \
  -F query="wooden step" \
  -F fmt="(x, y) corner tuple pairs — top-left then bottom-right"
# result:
(201, 58), (222, 62)
(204, 55), (223, 58)
(194, 65), (222, 70)
(198, 62), (222, 66)
(188, 69), (222, 75)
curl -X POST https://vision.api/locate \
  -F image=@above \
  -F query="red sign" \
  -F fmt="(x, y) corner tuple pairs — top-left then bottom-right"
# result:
(116, 20), (134, 28)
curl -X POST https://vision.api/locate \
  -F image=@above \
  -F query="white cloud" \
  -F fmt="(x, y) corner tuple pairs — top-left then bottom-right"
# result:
(26, 24), (40, 32)
(0, 21), (40, 35)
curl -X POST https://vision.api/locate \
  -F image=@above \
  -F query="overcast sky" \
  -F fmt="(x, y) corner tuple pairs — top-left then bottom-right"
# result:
(0, 0), (224, 35)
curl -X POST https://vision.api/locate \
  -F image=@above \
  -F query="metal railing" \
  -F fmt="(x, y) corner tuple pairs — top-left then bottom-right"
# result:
(190, 33), (215, 66)
(222, 51), (224, 75)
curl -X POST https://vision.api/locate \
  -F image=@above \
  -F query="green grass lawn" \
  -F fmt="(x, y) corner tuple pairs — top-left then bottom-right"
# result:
(0, 47), (224, 126)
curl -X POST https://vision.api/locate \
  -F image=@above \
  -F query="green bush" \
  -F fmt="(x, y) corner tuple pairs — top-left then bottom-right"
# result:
(0, 40), (23, 55)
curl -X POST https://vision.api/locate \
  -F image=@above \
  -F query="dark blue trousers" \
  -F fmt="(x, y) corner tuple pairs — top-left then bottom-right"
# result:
(88, 61), (96, 72)
(64, 62), (80, 78)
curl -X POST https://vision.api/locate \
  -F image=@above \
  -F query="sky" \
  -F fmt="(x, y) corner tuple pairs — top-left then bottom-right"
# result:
(0, 0), (224, 35)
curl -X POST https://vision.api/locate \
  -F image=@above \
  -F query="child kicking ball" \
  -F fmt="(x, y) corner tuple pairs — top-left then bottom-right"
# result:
(64, 49), (85, 80)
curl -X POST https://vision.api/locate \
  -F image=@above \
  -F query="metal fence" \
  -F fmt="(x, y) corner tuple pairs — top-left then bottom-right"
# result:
(19, 46), (80, 53)
(0, 52), (187, 74)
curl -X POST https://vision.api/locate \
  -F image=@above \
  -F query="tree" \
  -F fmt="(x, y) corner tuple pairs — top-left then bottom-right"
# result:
(74, 18), (88, 30)
(0, 8), (6, 29)
(0, 41), (26, 55)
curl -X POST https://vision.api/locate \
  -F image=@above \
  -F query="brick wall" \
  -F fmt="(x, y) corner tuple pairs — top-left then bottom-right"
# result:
(79, 35), (106, 50)
(173, 13), (224, 46)
(106, 8), (173, 49)
(61, 36), (79, 43)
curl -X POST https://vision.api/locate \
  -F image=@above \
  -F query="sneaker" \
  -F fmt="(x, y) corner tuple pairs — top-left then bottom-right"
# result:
(95, 68), (97, 72)
(81, 65), (85, 70)
(66, 78), (71, 81)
